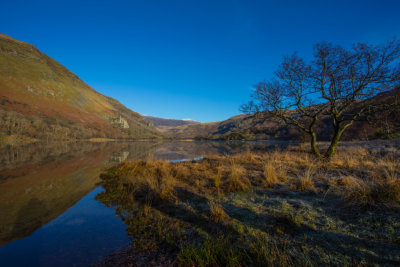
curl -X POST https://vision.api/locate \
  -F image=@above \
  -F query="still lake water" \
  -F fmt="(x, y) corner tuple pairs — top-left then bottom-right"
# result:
(0, 140), (294, 266)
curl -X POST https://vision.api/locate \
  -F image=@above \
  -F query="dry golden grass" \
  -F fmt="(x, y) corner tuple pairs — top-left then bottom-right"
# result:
(209, 200), (229, 223)
(360, 159), (375, 170)
(117, 161), (178, 202)
(171, 162), (192, 178)
(333, 175), (360, 187)
(290, 167), (315, 192)
(263, 161), (279, 188)
(227, 163), (250, 192)
(384, 178), (400, 204)
(329, 147), (370, 170)
(275, 162), (289, 182)
(340, 178), (371, 205)
(113, 145), (400, 209)
(341, 178), (400, 207)
(98, 144), (400, 266)
(242, 150), (257, 163)
(376, 156), (400, 180)
(323, 148), (399, 207)
(213, 166), (223, 193)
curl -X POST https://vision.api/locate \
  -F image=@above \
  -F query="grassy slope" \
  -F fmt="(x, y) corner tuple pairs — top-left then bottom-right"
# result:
(0, 33), (160, 139)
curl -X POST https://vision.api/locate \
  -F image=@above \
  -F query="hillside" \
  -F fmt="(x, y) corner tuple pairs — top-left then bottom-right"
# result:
(159, 114), (297, 140)
(142, 115), (199, 127)
(162, 88), (400, 141)
(0, 33), (160, 140)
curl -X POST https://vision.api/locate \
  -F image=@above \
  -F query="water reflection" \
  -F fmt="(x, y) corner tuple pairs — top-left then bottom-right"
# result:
(0, 140), (294, 266)
(0, 141), (158, 246)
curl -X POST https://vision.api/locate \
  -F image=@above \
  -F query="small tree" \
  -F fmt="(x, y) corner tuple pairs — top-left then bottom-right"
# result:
(242, 39), (400, 160)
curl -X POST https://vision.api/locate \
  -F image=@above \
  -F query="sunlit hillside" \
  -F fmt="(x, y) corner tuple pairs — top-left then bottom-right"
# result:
(0, 33), (160, 140)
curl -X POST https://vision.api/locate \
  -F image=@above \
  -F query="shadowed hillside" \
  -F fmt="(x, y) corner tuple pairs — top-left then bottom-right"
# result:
(158, 114), (303, 140)
(161, 88), (400, 141)
(0, 33), (160, 140)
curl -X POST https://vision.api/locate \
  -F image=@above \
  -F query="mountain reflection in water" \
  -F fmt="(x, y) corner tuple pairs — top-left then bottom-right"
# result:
(0, 140), (294, 266)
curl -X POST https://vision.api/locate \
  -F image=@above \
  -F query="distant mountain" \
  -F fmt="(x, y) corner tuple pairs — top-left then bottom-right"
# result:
(0, 33), (160, 140)
(158, 114), (289, 140)
(162, 88), (400, 141)
(142, 115), (199, 127)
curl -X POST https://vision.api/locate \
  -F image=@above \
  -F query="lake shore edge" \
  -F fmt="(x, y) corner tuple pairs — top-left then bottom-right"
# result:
(95, 143), (400, 266)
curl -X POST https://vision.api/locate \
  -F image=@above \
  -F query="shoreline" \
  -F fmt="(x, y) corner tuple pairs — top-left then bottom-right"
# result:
(95, 144), (400, 266)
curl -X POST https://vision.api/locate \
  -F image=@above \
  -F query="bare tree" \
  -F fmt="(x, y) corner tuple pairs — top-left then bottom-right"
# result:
(242, 39), (400, 160)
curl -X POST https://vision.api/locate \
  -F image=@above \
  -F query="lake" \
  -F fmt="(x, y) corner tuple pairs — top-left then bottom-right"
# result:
(0, 140), (294, 266)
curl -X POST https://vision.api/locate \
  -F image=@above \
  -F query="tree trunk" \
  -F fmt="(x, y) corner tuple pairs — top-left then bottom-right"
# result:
(310, 132), (322, 159)
(325, 120), (354, 160)
(325, 127), (344, 160)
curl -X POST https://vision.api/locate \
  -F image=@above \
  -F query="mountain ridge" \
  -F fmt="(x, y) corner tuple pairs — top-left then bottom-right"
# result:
(142, 114), (199, 128)
(0, 33), (161, 140)
(2, 33), (398, 142)
(160, 88), (400, 141)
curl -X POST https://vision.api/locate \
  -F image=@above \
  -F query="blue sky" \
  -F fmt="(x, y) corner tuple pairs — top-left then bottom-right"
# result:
(2, 0), (400, 122)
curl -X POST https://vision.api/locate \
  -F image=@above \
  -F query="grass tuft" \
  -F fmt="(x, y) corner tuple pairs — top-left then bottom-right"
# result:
(342, 177), (400, 207)
(209, 200), (229, 223)
(290, 167), (315, 192)
(263, 161), (279, 188)
(226, 163), (250, 192)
